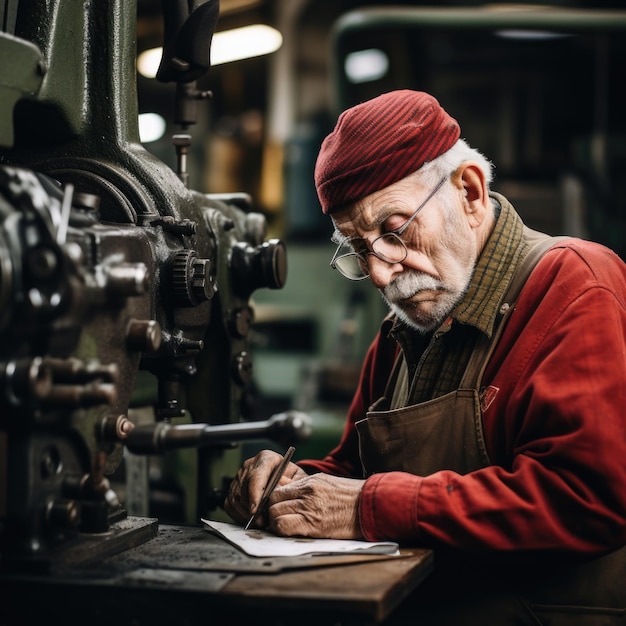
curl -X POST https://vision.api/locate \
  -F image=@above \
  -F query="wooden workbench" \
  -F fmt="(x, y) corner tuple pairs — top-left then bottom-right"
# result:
(0, 518), (433, 626)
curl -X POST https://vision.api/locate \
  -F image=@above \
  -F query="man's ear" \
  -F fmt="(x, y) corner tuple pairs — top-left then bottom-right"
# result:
(452, 162), (489, 226)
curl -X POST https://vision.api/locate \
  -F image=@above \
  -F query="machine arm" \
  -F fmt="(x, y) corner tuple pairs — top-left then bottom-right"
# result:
(125, 411), (312, 454)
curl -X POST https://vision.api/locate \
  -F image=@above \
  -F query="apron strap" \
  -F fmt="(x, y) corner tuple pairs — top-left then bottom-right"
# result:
(459, 228), (570, 389)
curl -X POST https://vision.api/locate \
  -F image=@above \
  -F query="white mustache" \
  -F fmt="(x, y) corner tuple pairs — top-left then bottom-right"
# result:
(383, 271), (444, 303)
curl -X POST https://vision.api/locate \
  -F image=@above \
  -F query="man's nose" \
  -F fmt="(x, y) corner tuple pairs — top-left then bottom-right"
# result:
(367, 254), (403, 289)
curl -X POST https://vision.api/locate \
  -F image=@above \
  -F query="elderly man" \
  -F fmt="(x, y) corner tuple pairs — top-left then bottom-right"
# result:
(225, 90), (626, 623)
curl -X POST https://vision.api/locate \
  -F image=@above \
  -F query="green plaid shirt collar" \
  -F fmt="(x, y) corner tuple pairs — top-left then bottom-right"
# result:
(452, 192), (528, 338)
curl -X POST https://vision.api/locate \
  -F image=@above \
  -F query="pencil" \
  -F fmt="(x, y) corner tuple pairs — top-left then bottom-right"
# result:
(244, 446), (296, 530)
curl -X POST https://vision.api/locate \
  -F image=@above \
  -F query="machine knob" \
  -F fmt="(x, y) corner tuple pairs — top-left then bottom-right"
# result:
(105, 262), (149, 297)
(172, 249), (216, 306)
(232, 239), (287, 297)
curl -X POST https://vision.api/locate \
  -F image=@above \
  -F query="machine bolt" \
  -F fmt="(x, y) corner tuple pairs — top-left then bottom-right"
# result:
(172, 134), (191, 186)
(232, 351), (253, 385)
(47, 499), (80, 529)
(152, 216), (197, 236)
(172, 250), (215, 306)
(229, 307), (254, 338)
(100, 414), (135, 441)
(126, 319), (162, 352)
(40, 445), (62, 479)
(190, 257), (214, 300)
(1, 357), (52, 405)
(105, 262), (149, 297)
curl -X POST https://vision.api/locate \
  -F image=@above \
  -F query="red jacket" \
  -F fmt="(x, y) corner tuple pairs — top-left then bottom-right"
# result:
(299, 240), (626, 555)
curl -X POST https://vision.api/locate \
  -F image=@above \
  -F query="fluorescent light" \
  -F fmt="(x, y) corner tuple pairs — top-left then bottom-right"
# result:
(344, 48), (389, 84)
(495, 29), (573, 40)
(137, 24), (283, 78)
(139, 112), (167, 143)
(212, 24), (282, 65)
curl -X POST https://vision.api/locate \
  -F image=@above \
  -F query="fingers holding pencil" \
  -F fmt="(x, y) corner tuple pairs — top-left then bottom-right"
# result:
(224, 447), (307, 528)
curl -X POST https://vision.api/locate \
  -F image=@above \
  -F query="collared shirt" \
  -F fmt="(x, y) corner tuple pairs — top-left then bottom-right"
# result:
(391, 193), (529, 404)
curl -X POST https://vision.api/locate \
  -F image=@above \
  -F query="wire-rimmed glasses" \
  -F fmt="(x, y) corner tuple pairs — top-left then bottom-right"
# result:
(329, 175), (449, 280)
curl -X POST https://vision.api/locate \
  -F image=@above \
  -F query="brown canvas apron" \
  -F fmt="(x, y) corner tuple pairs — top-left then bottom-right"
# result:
(356, 229), (626, 625)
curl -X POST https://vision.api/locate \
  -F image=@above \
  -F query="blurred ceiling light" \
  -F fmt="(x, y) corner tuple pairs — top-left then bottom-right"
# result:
(137, 24), (283, 78)
(212, 24), (282, 64)
(138, 112), (166, 143)
(344, 48), (389, 84)
(495, 29), (572, 40)
(485, 3), (553, 9)
(137, 48), (162, 78)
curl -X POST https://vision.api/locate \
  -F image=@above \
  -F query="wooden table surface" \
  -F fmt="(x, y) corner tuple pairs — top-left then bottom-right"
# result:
(1, 518), (434, 626)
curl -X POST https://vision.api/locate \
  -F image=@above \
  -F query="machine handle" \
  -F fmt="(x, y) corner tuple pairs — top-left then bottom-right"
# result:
(156, 0), (220, 83)
(125, 410), (312, 455)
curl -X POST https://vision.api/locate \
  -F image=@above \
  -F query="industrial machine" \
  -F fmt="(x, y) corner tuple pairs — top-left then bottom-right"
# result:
(0, 0), (310, 579)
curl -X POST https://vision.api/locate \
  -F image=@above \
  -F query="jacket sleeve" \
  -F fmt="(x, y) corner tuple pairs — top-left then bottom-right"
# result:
(358, 242), (626, 556)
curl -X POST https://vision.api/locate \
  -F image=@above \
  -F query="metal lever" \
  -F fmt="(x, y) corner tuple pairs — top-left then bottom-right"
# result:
(125, 410), (312, 455)
(156, 0), (220, 84)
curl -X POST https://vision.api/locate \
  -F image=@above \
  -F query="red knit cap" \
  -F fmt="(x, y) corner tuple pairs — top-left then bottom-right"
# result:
(314, 90), (460, 214)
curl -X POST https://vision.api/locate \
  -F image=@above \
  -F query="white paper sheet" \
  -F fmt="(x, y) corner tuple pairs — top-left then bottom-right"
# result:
(201, 519), (399, 558)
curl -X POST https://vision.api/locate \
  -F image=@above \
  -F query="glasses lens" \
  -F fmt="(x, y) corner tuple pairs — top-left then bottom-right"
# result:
(334, 253), (368, 280)
(371, 233), (407, 263)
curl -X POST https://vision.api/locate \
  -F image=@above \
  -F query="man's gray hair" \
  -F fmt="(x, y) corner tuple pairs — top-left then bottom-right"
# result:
(416, 139), (494, 188)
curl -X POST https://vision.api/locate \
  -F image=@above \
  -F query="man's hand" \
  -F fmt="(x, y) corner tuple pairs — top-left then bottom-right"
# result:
(224, 449), (307, 527)
(267, 473), (366, 540)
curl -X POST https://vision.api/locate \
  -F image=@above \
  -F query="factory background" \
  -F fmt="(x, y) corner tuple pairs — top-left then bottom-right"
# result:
(3, 3), (626, 621)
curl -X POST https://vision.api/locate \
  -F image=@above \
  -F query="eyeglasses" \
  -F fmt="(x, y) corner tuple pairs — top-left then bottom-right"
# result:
(330, 175), (449, 280)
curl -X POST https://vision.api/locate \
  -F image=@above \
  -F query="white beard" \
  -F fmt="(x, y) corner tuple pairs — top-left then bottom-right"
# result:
(381, 269), (470, 333)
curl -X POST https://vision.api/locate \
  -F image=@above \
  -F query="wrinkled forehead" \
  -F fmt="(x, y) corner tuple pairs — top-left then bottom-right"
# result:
(330, 172), (424, 232)
(330, 201), (383, 237)
(330, 202), (366, 228)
